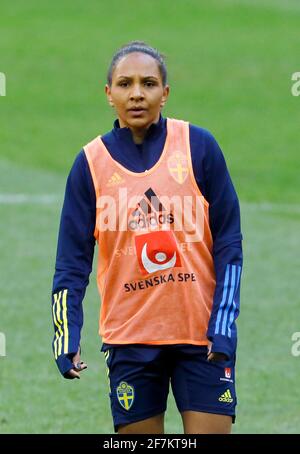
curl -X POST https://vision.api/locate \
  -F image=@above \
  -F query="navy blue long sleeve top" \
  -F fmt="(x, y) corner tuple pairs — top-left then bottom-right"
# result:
(52, 115), (243, 377)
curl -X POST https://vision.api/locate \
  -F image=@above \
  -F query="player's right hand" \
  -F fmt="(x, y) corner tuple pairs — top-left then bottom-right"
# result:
(66, 348), (88, 379)
(207, 340), (228, 362)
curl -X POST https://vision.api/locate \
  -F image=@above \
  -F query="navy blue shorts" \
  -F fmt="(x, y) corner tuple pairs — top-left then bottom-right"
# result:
(101, 343), (236, 432)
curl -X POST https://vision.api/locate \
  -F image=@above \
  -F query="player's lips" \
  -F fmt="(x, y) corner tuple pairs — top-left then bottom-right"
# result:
(128, 107), (147, 112)
(127, 107), (147, 116)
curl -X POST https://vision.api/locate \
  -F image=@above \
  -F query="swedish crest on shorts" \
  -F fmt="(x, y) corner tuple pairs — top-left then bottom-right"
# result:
(117, 381), (135, 410)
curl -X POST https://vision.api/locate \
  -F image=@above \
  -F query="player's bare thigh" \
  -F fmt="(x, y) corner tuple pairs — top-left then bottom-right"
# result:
(118, 413), (165, 434)
(181, 411), (232, 434)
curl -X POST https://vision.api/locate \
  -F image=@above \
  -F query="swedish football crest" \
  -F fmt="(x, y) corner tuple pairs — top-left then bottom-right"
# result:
(167, 151), (189, 184)
(117, 381), (135, 410)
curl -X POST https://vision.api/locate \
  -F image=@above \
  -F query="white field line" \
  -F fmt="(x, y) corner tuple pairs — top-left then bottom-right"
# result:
(0, 194), (61, 204)
(241, 202), (300, 214)
(0, 194), (299, 214)
(222, 0), (300, 13)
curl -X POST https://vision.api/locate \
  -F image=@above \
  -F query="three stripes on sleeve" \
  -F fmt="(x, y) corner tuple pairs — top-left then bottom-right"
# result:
(214, 264), (242, 338)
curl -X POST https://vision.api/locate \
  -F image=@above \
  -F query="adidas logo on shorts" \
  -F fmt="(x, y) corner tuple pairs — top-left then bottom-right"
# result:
(218, 389), (233, 403)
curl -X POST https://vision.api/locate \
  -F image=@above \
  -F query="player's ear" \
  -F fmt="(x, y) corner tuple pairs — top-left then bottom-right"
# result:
(160, 85), (170, 108)
(105, 84), (114, 107)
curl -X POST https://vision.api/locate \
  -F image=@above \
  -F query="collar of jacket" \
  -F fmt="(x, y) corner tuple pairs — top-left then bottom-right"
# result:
(112, 114), (166, 142)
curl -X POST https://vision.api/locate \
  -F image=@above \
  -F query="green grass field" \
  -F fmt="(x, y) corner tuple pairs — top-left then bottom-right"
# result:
(1, 0), (300, 434)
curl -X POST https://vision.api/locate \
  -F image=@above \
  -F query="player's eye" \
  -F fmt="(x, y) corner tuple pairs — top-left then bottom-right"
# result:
(118, 81), (129, 87)
(144, 81), (156, 87)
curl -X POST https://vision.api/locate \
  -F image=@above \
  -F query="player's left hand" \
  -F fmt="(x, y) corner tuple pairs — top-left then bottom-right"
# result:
(66, 348), (88, 379)
(207, 340), (228, 362)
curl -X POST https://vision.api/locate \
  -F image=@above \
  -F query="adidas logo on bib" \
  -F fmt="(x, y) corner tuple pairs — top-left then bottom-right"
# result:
(106, 172), (124, 187)
(218, 389), (233, 403)
(128, 187), (174, 231)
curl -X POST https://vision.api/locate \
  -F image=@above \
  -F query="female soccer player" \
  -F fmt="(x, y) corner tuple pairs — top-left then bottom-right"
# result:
(51, 41), (243, 434)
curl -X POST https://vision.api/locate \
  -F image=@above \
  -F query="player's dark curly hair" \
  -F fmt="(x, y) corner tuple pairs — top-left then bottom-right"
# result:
(107, 41), (168, 87)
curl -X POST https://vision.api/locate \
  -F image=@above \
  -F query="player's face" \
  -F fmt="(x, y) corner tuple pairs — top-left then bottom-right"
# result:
(105, 52), (169, 131)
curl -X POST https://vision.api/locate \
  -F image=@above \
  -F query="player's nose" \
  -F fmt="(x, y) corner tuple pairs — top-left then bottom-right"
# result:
(130, 83), (144, 100)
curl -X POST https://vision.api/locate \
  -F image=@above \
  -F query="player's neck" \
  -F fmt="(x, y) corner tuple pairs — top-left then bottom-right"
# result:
(119, 113), (161, 144)
(130, 128), (147, 144)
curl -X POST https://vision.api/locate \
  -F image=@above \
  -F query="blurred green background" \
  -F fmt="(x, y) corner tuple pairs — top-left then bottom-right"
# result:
(0, 0), (299, 434)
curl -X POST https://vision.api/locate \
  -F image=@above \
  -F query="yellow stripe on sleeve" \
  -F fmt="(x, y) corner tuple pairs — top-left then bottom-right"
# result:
(62, 289), (69, 354)
(52, 292), (60, 359)
(104, 351), (111, 393)
(53, 291), (63, 358)
(53, 321), (59, 359)
(55, 291), (63, 357)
